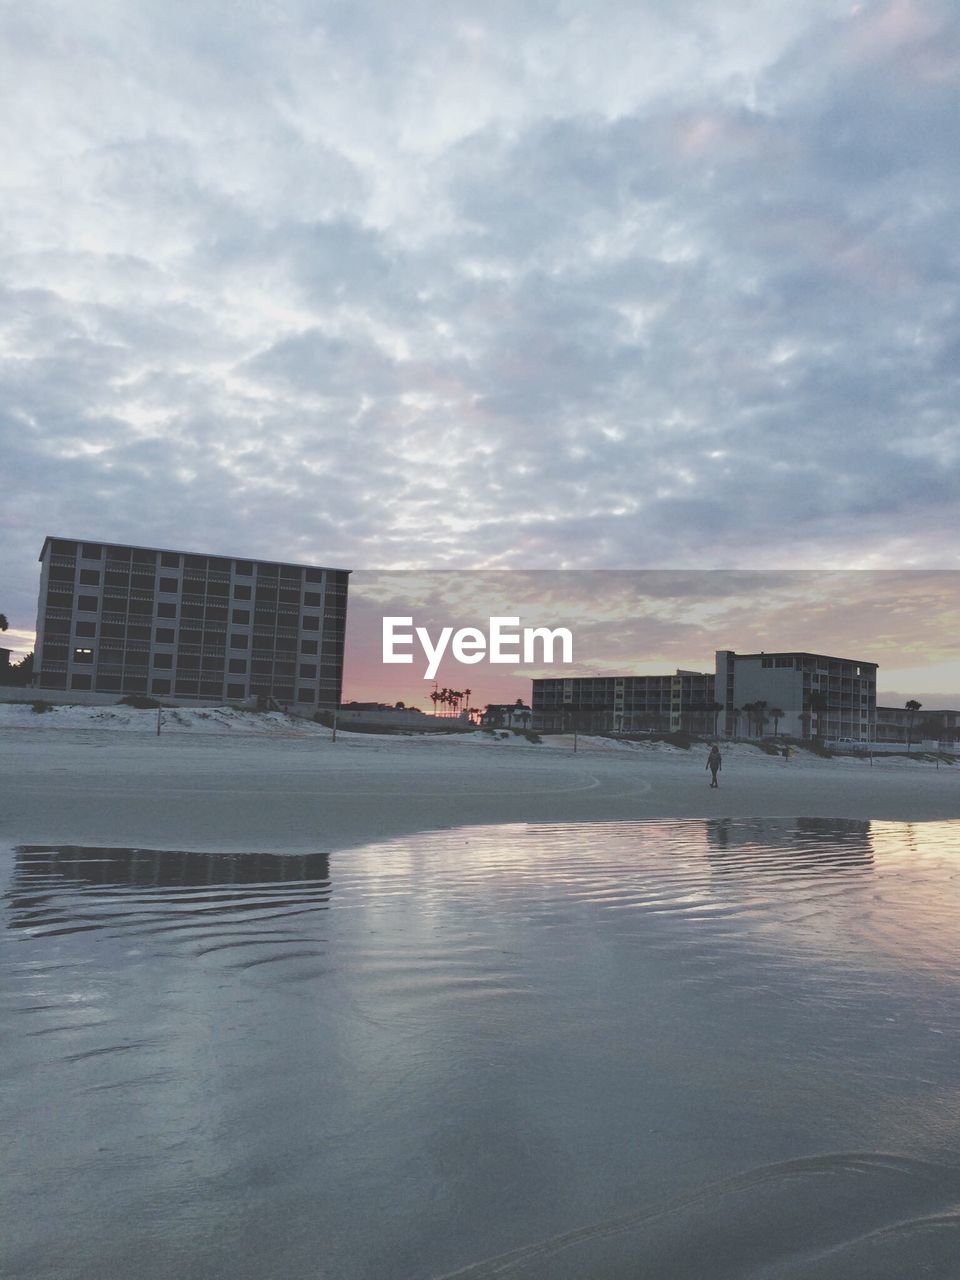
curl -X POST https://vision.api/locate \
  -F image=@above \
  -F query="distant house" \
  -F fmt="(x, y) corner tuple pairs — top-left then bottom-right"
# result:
(481, 702), (533, 730)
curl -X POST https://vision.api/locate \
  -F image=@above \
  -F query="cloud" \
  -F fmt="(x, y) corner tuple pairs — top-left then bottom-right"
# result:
(2, 0), (960, 658)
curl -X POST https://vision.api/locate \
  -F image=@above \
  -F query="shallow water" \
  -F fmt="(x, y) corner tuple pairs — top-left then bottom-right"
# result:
(2, 818), (960, 1279)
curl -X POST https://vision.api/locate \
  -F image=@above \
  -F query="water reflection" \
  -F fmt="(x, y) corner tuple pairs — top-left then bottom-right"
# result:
(3, 819), (960, 1280)
(5, 846), (331, 938)
(706, 817), (874, 872)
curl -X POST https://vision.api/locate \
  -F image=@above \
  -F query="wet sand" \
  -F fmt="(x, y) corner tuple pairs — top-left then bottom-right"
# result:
(1, 715), (957, 853)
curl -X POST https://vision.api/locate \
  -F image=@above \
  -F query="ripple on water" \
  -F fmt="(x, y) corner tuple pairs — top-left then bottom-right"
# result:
(3, 818), (960, 1280)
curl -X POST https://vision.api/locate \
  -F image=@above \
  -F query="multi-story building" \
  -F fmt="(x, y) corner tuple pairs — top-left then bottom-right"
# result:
(532, 670), (718, 734)
(876, 706), (960, 746)
(715, 650), (877, 741)
(34, 536), (349, 712)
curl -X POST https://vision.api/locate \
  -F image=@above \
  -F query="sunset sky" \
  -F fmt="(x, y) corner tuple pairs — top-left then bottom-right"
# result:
(2, 2), (958, 705)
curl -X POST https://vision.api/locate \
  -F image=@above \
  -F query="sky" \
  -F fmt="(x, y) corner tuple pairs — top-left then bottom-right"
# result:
(342, 570), (960, 708)
(1, 1), (958, 697)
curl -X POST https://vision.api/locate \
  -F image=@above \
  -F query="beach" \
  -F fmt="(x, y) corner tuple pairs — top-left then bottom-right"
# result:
(1, 703), (957, 854)
(4, 705), (960, 1280)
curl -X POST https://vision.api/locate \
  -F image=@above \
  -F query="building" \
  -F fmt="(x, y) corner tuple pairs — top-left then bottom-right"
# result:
(876, 706), (960, 747)
(33, 537), (349, 712)
(716, 650), (877, 741)
(532, 671), (718, 734)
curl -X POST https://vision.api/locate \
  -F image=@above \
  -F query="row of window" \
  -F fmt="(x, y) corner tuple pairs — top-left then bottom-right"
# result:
(59, 671), (329, 700)
(48, 569), (332, 608)
(48, 541), (345, 583)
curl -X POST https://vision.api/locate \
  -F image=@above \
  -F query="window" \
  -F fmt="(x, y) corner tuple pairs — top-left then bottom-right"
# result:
(304, 592), (323, 606)
(75, 621), (96, 637)
(304, 568), (324, 584)
(235, 561), (253, 576)
(161, 552), (180, 568)
(153, 654), (173, 669)
(228, 658), (247, 674)
(233, 584), (252, 600)
(302, 615), (320, 631)
(77, 596), (98, 612)
(299, 663), (317, 679)
(152, 679), (171, 695)
(297, 689), (314, 702)
(157, 602), (177, 618)
(229, 633), (249, 649)
(227, 683), (246, 699)
(184, 555), (206, 571)
(232, 609), (250, 624)
(159, 577), (178, 592)
(179, 655), (200, 671)
(81, 543), (102, 559)
(300, 639), (318, 655)
(155, 627), (175, 644)
(70, 673), (93, 690)
(52, 539), (76, 555)
(73, 647), (94, 664)
(79, 569), (101, 585)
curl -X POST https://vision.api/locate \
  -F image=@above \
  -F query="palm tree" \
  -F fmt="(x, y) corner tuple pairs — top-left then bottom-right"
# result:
(741, 702), (757, 737)
(905, 699), (922, 751)
(708, 700), (724, 736)
(769, 706), (785, 736)
(755, 699), (769, 737)
(0, 613), (8, 631)
(799, 706), (811, 739)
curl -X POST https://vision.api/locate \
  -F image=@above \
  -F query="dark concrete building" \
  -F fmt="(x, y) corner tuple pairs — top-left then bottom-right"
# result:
(34, 537), (349, 711)
(532, 670), (717, 734)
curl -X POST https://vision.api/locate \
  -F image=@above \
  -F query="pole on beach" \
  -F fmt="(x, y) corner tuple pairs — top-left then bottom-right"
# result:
(157, 707), (161, 736)
(332, 707), (337, 743)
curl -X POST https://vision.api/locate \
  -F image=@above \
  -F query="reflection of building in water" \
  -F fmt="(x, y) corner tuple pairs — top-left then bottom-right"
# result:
(705, 818), (874, 873)
(6, 846), (331, 933)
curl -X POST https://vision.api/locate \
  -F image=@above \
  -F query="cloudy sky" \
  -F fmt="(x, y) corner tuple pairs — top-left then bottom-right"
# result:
(2, 1), (959, 684)
(342, 570), (960, 707)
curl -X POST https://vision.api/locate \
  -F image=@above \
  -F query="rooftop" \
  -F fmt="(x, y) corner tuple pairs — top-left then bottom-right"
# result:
(39, 535), (350, 575)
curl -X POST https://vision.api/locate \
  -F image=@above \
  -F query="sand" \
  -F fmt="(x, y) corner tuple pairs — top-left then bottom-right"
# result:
(1, 704), (957, 852)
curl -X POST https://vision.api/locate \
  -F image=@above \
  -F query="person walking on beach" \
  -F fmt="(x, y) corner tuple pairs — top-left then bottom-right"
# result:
(706, 744), (722, 788)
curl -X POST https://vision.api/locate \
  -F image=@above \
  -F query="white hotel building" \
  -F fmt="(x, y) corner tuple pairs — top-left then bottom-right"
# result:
(716, 649), (878, 742)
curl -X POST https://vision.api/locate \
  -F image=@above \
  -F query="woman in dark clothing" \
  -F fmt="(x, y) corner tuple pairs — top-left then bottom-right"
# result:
(706, 744), (722, 788)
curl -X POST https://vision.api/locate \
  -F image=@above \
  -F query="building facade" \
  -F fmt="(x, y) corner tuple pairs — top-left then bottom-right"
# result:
(876, 706), (960, 746)
(716, 650), (877, 741)
(532, 671), (718, 734)
(34, 537), (349, 711)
